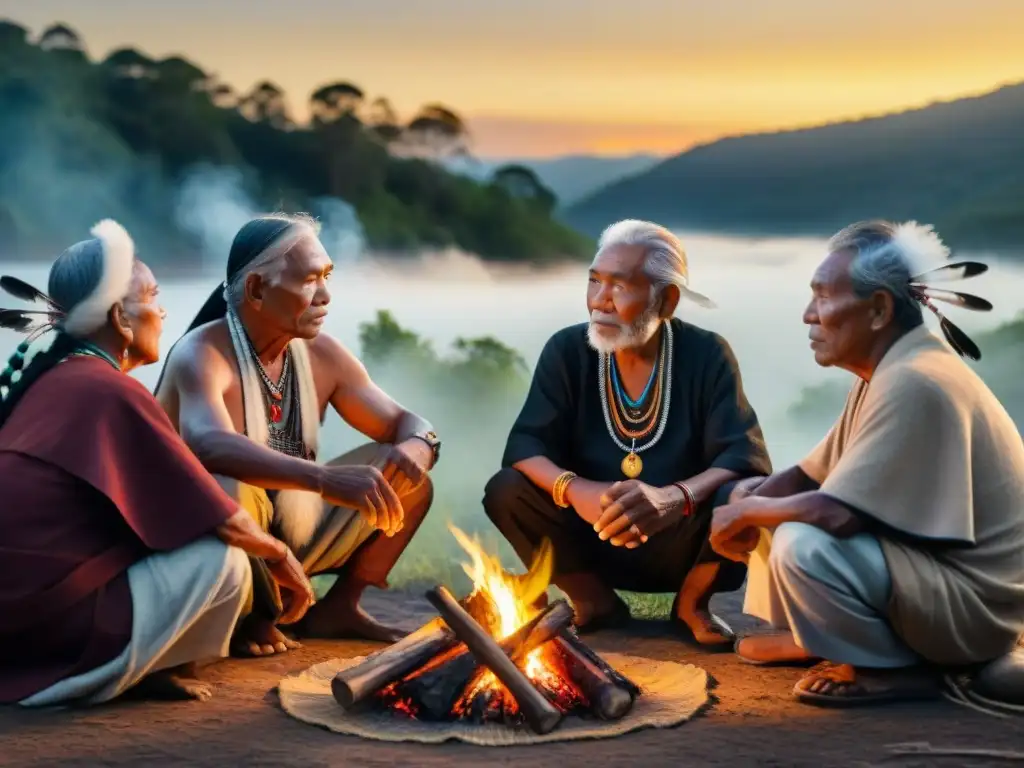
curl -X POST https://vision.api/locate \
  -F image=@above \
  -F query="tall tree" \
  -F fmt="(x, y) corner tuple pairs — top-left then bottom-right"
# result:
(364, 96), (403, 145)
(309, 81), (365, 123)
(238, 81), (293, 129)
(491, 164), (557, 213)
(403, 103), (470, 159)
(103, 48), (157, 80)
(37, 23), (84, 54)
(310, 81), (367, 199)
(0, 20), (29, 49)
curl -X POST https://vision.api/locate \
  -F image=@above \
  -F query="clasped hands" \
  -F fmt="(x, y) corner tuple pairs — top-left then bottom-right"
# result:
(568, 478), (688, 549)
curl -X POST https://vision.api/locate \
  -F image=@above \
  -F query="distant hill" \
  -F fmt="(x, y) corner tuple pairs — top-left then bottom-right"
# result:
(564, 83), (1024, 253)
(445, 153), (661, 208)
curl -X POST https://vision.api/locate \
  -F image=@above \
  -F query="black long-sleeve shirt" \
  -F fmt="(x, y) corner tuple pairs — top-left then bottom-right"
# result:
(502, 318), (773, 487)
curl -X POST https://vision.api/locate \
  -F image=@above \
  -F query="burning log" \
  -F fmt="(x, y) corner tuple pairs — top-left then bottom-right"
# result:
(426, 585), (564, 735)
(331, 527), (642, 732)
(395, 598), (574, 721)
(331, 617), (458, 710)
(559, 629), (641, 698)
(552, 636), (633, 720)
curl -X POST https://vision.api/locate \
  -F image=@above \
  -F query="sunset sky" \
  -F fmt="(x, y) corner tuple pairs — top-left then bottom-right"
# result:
(8, 0), (1024, 157)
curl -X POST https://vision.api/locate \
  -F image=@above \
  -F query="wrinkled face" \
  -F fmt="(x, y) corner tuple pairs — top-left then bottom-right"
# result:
(122, 260), (166, 366)
(586, 243), (662, 353)
(803, 249), (881, 369)
(249, 233), (333, 340)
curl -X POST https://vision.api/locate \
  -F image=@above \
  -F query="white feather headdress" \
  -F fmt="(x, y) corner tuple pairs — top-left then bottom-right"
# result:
(62, 219), (136, 336)
(889, 220), (951, 277)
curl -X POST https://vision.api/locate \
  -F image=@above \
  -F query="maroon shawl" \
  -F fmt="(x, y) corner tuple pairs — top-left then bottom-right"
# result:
(0, 356), (239, 703)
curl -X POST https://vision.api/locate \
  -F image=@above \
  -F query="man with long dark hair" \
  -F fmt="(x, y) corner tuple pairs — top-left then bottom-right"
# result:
(157, 214), (439, 654)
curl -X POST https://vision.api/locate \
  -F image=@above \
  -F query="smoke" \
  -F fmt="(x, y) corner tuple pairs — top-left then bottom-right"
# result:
(173, 165), (368, 269)
(173, 166), (259, 269)
(310, 195), (366, 264)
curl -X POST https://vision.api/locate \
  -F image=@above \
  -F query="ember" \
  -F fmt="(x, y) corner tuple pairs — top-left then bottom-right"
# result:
(331, 525), (640, 734)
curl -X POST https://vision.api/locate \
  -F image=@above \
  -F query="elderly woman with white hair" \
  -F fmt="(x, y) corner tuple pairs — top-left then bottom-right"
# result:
(711, 219), (1024, 707)
(0, 221), (314, 706)
(483, 218), (772, 647)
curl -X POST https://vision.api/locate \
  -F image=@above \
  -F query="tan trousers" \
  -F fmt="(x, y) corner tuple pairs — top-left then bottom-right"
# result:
(216, 443), (429, 619)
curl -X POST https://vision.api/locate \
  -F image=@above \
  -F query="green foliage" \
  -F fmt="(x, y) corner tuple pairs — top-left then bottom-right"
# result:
(357, 309), (529, 411)
(353, 310), (533, 587)
(490, 164), (558, 215)
(0, 19), (592, 263)
(564, 82), (1024, 254)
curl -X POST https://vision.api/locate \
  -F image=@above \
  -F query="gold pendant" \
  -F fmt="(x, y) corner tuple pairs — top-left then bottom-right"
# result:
(621, 451), (643, 479)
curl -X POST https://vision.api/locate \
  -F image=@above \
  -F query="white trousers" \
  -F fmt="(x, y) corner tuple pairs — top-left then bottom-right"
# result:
(20, 536), (251, 707)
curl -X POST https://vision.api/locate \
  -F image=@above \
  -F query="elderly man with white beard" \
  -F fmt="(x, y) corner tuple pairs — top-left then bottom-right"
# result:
(483, 219), (772, 646)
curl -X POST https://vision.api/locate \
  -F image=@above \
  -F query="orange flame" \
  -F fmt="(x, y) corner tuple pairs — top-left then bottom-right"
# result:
(449, 524), (555, 695)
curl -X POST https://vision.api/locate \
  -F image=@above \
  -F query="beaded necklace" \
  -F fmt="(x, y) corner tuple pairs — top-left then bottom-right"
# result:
(597, 319), (673, 478)
(71, 341), (122, 371)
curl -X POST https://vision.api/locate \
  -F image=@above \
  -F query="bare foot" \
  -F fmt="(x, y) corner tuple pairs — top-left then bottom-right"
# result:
(735, 632), (818, 666)
(294, 602), (408, 643)
(676, 608), (735, 647)
(794, 663), (941, 707)
(133, 664), (213, 702)
(231, 615), (302, 657)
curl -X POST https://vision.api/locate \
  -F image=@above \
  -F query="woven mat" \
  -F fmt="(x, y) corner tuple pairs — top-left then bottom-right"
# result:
(278, 652), (709, 746)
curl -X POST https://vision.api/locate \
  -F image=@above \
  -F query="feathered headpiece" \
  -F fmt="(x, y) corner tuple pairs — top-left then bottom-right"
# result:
(883, 221), (991, 361)
(0, 219), (136, 360)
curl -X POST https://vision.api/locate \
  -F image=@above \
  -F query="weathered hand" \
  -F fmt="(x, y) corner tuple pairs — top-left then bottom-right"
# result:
(728, 475), (768, 504)
(378, 440), (429, 497)
(709, 500), (761, 563)
(319, 464), (404, 536)
(564, 478), (612, 526)
(267, 549), (316, 624)
(593, 481), (684, 548)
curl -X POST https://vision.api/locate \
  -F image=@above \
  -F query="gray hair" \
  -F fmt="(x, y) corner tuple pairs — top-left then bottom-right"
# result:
(827, 219), (924, 331)
(224, 213), (320, 309)
(48, 239), (106, 314)
(597, 219), (689, 298)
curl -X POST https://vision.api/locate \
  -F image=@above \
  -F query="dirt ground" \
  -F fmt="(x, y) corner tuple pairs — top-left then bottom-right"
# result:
(2, 589), (1021, 768)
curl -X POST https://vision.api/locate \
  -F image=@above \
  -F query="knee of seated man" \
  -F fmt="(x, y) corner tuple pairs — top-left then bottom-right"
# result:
(482, 467), (531, 523)
(769, 521), (842, 576)
(221, 543), (253, 594)
(181, 537), (252, 596)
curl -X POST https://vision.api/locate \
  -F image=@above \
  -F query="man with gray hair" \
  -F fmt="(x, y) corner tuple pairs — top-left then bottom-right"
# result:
(157, 214), (439, 654)
(483, 218), (772, 646)
(712, 219), (1024, 707)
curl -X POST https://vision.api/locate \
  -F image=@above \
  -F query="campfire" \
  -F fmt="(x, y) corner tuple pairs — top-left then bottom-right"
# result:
(331, 526), (641, 735)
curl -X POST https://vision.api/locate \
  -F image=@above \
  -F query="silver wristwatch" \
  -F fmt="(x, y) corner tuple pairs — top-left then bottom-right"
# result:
(411, 430), (441, 466)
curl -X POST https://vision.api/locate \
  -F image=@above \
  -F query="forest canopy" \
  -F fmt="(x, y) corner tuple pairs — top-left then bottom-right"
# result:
(0, 19), (592, 264)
